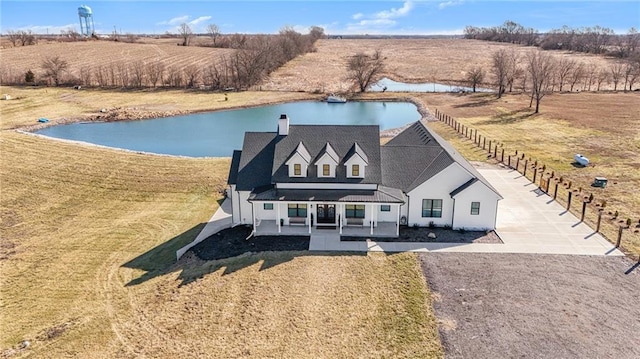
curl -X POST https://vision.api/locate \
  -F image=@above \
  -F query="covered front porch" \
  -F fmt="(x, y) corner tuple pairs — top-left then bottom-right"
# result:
(254, 219), (399, 237)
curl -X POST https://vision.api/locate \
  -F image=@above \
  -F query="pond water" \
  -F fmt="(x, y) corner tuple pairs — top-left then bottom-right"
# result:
(36, 101), (420, 157)
(370, 77), (493, 93)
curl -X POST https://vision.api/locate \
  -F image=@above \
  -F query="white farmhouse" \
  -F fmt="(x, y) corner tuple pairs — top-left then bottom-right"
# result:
(227, 115), (502, 237)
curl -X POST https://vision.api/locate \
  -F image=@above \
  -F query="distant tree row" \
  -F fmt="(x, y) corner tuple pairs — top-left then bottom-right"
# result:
(464, 21), (640, 59)
(5, 30), (37, 46)
(0, 27), (326, 90)
(465, 48), (640, 113)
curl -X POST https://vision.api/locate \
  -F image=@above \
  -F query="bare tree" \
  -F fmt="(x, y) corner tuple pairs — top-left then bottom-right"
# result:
(624, 58), (640, 91)
(179, 23), (193, 46)
(95, 65), (107, 87)
(347, 50), (385, 92)
(117, 62), (130, 87)
(568, 62), (585, 91)
(583, 63), (598, 91)
(183, 64), (200, 88)
(131, 60), (146, 87)
(555, 57), (575, 92)
(595, 68), (609, 91)
(491, 49), (509, 97)
(465, 67), (485, 92)
(6, 30), (19, 47)
(207, 24), (221, 47)
(146, 61), (165, 88)
(505, 49), (519, 92)
(79, 66), (92, 86)
(526, 50), (556, 113)
(610, 62), (625, 91)
(41, 56), (69, 86)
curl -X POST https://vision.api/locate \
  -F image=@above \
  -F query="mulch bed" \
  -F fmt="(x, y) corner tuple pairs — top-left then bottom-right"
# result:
(342, 226), (502, 243)
(190, 225), (310, 261)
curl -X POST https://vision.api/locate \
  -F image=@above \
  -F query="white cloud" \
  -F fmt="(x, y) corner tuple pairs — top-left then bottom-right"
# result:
(189, 16), (212, 26)
(346, 1), (415, 33)
(438, 0), (465, 10)
(156, 15), (189, 26)
(374, 1), (414, 19)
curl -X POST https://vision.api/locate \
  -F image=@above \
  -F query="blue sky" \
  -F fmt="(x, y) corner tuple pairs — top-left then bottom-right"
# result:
(1, 1), (638, 35)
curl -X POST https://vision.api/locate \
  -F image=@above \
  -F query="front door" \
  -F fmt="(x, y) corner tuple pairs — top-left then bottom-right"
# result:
(316, 204), (336, 224)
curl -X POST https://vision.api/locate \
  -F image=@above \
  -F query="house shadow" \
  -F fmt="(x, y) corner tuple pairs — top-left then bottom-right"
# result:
(122, 224), (366, 287)
(477, 108), (537, 126)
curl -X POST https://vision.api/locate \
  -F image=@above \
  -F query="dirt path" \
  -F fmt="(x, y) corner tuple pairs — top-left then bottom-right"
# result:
(419, 253), (640, 359)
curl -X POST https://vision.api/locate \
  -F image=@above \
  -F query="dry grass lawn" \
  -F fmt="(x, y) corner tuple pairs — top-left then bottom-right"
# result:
(415, 91), (640, 256)
(264, 39), (618, 93)
(0, 86), (442, 358)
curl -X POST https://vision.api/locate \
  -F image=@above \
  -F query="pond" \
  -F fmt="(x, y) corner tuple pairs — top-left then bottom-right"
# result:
(35, 101), (420, 157)
(370, 77), (493, 93)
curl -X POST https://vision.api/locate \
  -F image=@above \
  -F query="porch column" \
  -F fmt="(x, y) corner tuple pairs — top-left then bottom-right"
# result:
(277, 203), (281, 233)
(307, 202), (311, 234)
(396, 204), (400, 236)
(370, 204), (374, 235)
(339, 203), (343, 234)
(252, 202), (257, 233)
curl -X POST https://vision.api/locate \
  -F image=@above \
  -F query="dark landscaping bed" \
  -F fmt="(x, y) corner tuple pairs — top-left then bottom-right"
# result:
(342, 226), (502, 243)
(190, 225), (310, 261)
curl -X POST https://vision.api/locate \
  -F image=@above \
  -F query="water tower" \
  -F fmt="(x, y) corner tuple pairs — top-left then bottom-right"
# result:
(78, 5), (94, 36)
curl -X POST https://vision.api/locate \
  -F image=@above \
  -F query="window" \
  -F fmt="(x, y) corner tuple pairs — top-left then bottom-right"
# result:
(323, 164), (330, 176)
(293, 163), (301, 176)
(288, 203), (307, 217)
(422, 199), (443, 218)
(471, 202), (480, 215)
(346, 204), (365, 218)
(352, 164), (360, 176)
(263, 203), (273, 210)
(380, 205), (391, 212)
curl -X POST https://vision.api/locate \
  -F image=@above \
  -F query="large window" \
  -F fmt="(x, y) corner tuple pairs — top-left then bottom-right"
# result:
(471, 202), (480, 215)
(380, 205), (391, 212)
(323, 164), (330, 176)
(352, 164), (360, 177)
(263, 203), (273, 210)
(422, 199), (443, 218)
(288, 203), (307, 217)
(346, 204), (365, 218)
(293, 164), (301, 176)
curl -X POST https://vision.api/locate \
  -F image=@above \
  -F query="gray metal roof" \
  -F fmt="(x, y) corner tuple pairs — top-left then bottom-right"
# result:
(249, 186), (405, 203)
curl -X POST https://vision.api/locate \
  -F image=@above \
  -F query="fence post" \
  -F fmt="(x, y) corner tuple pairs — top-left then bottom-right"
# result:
(554, 181), (559, 200)
(494, 145), (498, 158)
(581, 201), (587, 222)
(616, 226), (623, 247)
(567, 191), (572, 210)
(533, 167), (537, 183)
(483, 137), (486, 150)
(516, 157), (520, 172)
(596, 210), (602, 232)
(501, 148), (505, 162)
(474, 131), (478, 144)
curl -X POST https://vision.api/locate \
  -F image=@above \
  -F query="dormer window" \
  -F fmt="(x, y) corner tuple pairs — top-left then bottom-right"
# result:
(323, 164), (330, 176)
(286, 141), (311, 178)
(315, 142), (339, 178)
(344, 142), (368, 179)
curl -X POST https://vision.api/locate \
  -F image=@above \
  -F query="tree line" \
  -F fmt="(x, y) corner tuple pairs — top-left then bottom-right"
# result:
(464, 48), (640, 113)
(0, 26), (325, 90)
(464, 21), (639, 59)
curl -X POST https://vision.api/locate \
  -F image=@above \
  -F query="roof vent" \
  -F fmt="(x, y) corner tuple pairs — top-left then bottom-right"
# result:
(278, 114), (289, 136)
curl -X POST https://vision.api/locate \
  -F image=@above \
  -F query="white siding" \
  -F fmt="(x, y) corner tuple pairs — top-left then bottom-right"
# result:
(406, 164), (472, 227)
(451, 181), (500, 230)
(238, 191), (253, 224)
(377, 204), (399, 223)
(344, 155), (367, 178)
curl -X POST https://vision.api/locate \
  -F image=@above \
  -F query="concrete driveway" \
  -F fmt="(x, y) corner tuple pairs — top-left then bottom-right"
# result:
(310, 166), (623, 256)
(477, 167), (622, 256)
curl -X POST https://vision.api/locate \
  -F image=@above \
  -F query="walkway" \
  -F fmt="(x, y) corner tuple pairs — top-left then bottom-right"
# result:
(176, 198), (232, 259)
(310, 167), (623, 256)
